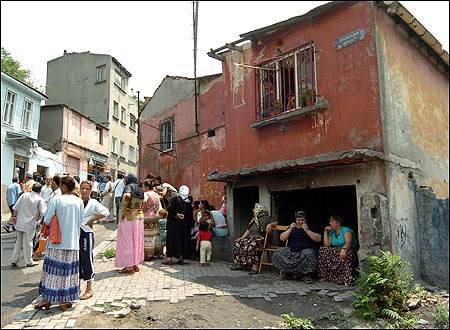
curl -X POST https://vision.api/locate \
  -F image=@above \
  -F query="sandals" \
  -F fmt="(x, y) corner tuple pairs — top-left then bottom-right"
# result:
(302, 276), (313, 284)
(248, 269), (259, 275)
(35, 300), (51, 310)
(80, 292), (94, 300)
(231, 265), (244, 271)
(277, 274), (289, 281)
(59, 302), (72, 311)
(118, 268), (135, 274)
(134, 266), (140, 272)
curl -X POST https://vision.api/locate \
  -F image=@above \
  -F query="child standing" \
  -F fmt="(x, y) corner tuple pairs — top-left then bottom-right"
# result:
(196, 220), (212, 267)
(158, 209), (168, 259)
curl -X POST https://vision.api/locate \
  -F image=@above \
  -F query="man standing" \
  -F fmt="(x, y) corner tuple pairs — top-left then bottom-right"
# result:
(40, 176), (53, 204)
(11, 183), (47, 267)
(23, 172), (36, 193)
(91, 176), (99, 194)
(3, 177), (22, 233)
(112, 173), (124, 223)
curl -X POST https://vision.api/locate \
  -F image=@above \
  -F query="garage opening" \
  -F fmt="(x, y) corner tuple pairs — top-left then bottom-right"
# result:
(233, 186), (259, 237)
(271, 185), (358, 243)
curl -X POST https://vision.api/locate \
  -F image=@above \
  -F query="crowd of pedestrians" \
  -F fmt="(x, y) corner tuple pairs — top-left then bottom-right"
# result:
(3, 171), (228, 311)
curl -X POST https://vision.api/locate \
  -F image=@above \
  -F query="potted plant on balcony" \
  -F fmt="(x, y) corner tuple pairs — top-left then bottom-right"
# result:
(301, 86), (313, 107)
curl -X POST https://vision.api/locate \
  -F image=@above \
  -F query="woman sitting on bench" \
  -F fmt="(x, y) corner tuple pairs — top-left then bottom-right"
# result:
(272, 211), (321, 283)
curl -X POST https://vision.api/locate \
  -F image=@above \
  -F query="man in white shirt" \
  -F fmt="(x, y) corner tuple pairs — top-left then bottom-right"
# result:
(112, 173), (124, 223)
(91, 176), (99, 193)
(40, 176), (53, 205)
(11, 183), (47, 267)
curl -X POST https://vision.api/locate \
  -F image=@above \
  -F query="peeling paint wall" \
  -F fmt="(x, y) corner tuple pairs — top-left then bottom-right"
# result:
(374, 4), (449, 281)
(139, 75), (227, 207)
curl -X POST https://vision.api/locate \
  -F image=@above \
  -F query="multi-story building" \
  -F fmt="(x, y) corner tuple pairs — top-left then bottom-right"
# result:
(45, 51), (138, 179)
(39, 104), (109, 180)
(1, 70), (51, 213)
(139, 1), (449, 289)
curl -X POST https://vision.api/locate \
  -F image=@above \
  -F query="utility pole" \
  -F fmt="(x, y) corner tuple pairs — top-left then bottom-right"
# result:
(193, 0), (199, 134)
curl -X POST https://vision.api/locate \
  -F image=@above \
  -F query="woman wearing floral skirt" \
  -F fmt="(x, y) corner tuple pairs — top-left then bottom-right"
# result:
(318, 214), (359, 286)
(35, 175), (84, 311)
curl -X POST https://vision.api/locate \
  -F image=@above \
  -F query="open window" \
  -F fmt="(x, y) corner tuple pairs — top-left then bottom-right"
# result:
(256, 41), (316, 121)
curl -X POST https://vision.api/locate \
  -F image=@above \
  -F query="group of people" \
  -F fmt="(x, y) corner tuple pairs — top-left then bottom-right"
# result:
(230, 204), (359, 287)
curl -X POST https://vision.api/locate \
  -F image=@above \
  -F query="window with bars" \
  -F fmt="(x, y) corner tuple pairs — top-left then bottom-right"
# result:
(160, 117), (175, 152)
(21, 99), (33, 131)
(255, 41), (316, 121)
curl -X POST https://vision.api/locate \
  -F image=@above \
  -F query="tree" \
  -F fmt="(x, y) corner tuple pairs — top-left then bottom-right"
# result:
(1, 47), (36, 88)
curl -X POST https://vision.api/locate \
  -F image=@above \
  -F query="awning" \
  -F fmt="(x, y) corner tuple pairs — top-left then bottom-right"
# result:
(6, 131), (49, 146)
(206, 149), (385, 182)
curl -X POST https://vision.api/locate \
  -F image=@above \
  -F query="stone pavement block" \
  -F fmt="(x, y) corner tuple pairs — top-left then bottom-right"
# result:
(318, 289), (329, 296)
(333, 295), (344, 302)
(263, 295), (272, 302)
(268, 293), (278, 298)
(66, 319), (77, 328)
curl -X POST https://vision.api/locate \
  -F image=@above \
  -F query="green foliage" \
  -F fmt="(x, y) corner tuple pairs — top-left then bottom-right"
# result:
(385, 311), (420, 329)
(102, 248), (116, 259)
(353, 250), (413, 322)
(410, 283), (428, 300)
(323, 313), (344, 325)
(281, 313), (316, 329)
(433, 303), (449, 328)
(1, 47), (36, 88)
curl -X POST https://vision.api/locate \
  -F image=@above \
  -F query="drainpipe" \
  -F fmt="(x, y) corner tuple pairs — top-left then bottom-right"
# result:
(193, 1), (199, 134)
(383, 1), (449, 67)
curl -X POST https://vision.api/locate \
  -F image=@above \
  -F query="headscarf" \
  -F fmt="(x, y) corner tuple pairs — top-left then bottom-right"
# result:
(248, 203), (269, 232)
(179, 185), (190, 203)
(122, 173), (144, 200)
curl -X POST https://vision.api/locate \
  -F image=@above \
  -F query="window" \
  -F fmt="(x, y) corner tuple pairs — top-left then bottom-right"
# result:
(96, 126), (103, 145)
(129, 114), (136, 131)
(121, 107), (126, 123)
(113, 101), (119, 119)
(112, 137), (117, 154)
(96, 65), (106, 82)
(120, 141), (125, 158)
(160, 117), (175, 152)
(71, 112), (81, 136)
(256, 41), (316, 121)
(129, 146), (135, 162)
(3, 90), (17, 125)
(66, 156), (80, 176)
(21, 99), (34, 131)
(114, 71), (124, 89)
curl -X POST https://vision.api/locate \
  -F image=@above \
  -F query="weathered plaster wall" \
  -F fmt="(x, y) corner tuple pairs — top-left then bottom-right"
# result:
(221, 1), (384, 172)
(139, 75), (226, 207)
(374, 5), (449, 280)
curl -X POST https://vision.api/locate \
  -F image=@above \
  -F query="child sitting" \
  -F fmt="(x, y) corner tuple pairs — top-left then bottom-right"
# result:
(158, 209), (168, 259)
(196, 220), (212, 267)
(200, 210), (215, 231)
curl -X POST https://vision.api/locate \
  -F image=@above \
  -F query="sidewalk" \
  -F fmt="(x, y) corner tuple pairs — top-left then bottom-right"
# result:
(3, 230), (356, 329)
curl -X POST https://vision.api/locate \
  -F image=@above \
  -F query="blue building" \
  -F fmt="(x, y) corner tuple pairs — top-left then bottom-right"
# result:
(1, 70), (49, 213)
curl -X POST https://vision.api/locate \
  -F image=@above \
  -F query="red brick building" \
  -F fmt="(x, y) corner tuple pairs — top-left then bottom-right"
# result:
(139, 2), (448, 287)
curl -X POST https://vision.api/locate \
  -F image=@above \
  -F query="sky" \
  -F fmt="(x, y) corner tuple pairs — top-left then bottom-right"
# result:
(1, 1), (449, 98)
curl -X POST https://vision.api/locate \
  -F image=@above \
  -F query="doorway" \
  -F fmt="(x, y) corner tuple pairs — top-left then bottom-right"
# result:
(233, 186), (259, 237)
(271, 185), (358, 242)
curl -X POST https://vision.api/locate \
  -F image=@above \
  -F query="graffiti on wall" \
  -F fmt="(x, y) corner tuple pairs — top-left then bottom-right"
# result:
(395, 217), (408, 249)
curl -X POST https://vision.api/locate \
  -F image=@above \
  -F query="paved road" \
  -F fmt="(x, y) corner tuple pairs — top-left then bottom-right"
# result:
(0, 212), (117, 327)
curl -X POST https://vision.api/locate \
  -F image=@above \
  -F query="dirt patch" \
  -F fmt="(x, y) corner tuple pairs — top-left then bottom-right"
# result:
(74, 292), (448, 329)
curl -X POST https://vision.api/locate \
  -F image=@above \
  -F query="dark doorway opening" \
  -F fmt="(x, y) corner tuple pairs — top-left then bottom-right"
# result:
(233, 186), (259, 238)
(271, 185), (358, 243)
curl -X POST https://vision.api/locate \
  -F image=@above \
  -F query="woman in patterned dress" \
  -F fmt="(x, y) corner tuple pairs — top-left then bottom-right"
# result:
(115, 173), (145, 274)
(272, 211), (321, 283)
(231, 203), (278, 275)
(35, 175), (84, 311)
(142, 180), (163, 260)
(318, 214), (359, 286)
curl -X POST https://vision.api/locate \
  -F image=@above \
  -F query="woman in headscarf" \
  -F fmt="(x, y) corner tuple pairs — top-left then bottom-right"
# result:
(142, 179), (163, 260)
(231, 203), (278, 275)
(162, 185), (194, 265)
(115, 173), (145, 274)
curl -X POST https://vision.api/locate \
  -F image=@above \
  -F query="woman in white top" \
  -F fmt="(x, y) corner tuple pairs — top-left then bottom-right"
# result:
(100, 175), (114, 222)
(79, 180), (109, 300)
(211, 210), (229, 237)
(35, 176), (84, 312)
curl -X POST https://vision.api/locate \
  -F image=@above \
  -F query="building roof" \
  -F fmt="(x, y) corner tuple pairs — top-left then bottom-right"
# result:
(1, 70), (49, 99)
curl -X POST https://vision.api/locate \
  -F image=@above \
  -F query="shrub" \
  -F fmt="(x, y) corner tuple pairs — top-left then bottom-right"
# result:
(281, 313), (316, 329)
(433, 303), (449, 328)
(102, 248), (116, 259)
(353, 250), (413, 322)
(385, 311), (420, 329)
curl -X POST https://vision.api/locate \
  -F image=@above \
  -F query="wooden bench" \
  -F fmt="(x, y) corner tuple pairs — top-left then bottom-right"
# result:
(258, 225), (289, 275)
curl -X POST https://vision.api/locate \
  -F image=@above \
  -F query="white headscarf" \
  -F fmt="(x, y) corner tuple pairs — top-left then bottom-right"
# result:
(179, 185), (190, 203)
